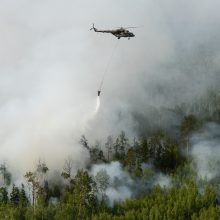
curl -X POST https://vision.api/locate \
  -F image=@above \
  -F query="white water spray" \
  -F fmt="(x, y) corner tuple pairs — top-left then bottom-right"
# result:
(80, 96), (100, 134)
(95, 96), (100, 113)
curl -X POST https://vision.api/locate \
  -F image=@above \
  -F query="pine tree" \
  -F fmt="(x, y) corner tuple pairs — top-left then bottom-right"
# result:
(20, 183), (28, 206)
(180, 115), (197, 157)
(0, 187), (8, 203)
(105, 136), (114, 161)
(10, 184), (20, 205)
(80, 135), (90, 150)
(138, 137), (149, 162)
(95, 169), (110, 194)
(113, 131), (128, 161)
(24, 171), (40, 210)
(124, 148), (136, 172)
(73, 169), (97, 219)
(61, 157), (74, 185)
(0, 163), (11, 186)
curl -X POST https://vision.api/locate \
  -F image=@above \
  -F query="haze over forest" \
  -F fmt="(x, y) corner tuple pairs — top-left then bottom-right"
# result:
(1, 1), (220, 219)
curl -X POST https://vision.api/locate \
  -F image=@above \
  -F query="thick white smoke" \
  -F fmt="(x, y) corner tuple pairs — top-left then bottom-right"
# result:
(191, 123), (220, 181)
(95, 97), (100, 113)
(90, 161), (171, 206)
(90, 162), (133, 206)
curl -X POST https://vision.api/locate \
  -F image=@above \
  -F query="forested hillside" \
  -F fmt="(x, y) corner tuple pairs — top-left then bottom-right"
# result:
(0, 90), (220, 220)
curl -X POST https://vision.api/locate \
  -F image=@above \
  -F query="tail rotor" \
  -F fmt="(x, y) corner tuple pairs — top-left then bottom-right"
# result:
(90, 23), (95, 31)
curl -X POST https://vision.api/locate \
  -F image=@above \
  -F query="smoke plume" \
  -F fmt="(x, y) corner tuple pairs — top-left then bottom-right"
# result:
(191, 123), (220, 181)
(90, 162), (133, 206)
(90, 161), (171, 206)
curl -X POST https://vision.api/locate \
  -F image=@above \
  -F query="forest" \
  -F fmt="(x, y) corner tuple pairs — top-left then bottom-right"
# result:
(0, 89), (220, 220)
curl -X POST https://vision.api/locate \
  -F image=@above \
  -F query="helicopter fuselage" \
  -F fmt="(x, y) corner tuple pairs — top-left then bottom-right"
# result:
(92, 27), (135, 39)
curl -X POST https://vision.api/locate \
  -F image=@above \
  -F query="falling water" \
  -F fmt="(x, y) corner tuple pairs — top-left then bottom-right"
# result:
(95, 96), (100, 113)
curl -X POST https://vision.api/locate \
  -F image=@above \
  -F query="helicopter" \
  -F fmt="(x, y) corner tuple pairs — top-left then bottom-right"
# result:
(90, 24), (135, 39)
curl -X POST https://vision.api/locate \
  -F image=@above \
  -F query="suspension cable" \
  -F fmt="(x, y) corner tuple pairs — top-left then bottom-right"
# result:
(98, 40), (119, 91)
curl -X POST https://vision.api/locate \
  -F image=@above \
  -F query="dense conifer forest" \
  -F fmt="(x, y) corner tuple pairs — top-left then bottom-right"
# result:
(0, 90), (220, 219)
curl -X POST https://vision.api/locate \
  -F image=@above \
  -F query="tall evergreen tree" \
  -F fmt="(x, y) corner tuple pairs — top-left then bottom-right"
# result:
(10, 184), (20, 205)
(0, 163), (11, 186)
(20, 183), (28, 206)
(0, 187), (8, 203)
(73, 170), (97, 219)
(105, 136), (114, 161)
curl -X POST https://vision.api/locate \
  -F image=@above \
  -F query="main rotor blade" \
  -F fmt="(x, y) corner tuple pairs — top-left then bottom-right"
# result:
(124, 26), (143, 29)
(113, 26), (143, 29)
